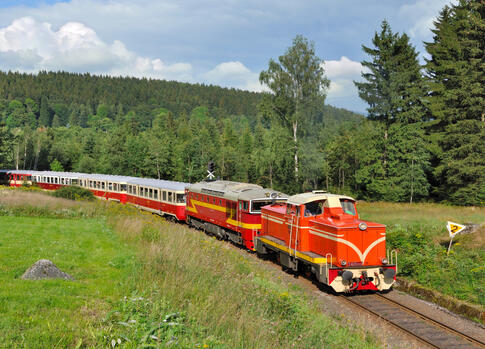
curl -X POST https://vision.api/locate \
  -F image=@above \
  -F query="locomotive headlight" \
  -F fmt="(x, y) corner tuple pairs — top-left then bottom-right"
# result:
(340, 259), (347, 266)
(381, 258), (388, 265)
(358, 222), (368, 231)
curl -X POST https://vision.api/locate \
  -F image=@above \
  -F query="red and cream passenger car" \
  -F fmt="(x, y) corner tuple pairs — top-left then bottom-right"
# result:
(125, 177), (188, 221)
(35, 171), (85, 190)
(1, 169), (39, 187)
(185, 180), (287, 250)
(78, 173), (130, 203)
(256, 191), (397, 292)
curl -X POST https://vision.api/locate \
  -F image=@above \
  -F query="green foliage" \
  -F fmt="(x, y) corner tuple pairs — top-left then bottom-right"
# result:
(260, 35), (330, 190)
(51, 186), (94, 201)
(354, 20), (431, 203)
(425, 1), (485, 205)
(50, 158), (64, 172)
(359, 201), (485, 306)
(39, 95), (51, 127)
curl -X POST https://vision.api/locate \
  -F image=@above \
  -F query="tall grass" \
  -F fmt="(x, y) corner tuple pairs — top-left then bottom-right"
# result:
(0, 189), (381, 348)
(359, 202), (485, 307)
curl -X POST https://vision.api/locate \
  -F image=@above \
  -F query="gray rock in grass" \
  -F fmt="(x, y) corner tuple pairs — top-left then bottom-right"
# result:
(21, 259), (73, 280)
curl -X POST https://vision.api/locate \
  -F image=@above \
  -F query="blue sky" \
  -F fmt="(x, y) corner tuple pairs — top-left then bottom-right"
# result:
(0, 0), (451, 113)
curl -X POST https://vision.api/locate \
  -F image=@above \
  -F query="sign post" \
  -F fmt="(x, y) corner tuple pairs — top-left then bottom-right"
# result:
(446, 221), (466, 255)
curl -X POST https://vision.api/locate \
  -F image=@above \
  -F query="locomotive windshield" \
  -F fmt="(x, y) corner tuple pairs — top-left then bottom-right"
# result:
(340, 199), (356, 215)
(251, 199), (285, 213)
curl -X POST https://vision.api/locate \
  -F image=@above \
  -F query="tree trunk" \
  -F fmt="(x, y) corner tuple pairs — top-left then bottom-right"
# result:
(410, 158), (414, 204)
(23, 137), (28, 170)
(293, 120), (298, 180)
(15, 143), (19, 170)
(269, 162), (273, 188)
(33, 136), (41, 170)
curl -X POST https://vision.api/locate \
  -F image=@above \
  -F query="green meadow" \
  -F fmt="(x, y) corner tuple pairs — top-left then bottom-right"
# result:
(0, 189), (380, 348)
(359, 202), (485, 308)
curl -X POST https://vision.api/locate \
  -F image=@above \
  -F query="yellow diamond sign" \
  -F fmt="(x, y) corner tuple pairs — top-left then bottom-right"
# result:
(447, 221), (466, 238)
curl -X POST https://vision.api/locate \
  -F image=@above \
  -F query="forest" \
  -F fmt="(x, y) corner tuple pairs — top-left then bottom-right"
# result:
(0, 0), (483, 206)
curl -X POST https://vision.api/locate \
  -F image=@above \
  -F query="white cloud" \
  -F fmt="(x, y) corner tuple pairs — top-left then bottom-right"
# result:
(0, 16), (193, 81)
(399, 0), (453, 39)
(324, 56), (363, 79)
(204, 61), (264, 92)
(323, 56), (364, 99)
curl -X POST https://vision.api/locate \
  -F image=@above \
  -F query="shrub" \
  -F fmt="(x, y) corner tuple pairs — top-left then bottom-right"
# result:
(52, 186), (94, 201)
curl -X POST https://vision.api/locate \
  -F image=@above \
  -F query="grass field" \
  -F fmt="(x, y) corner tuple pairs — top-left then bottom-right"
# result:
(359, 202), (485, 308)
(0, 215), (136, 347)
(0, 189), (381, 348)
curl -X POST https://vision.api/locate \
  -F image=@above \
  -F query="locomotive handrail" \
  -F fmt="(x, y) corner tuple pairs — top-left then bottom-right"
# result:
(288, 216), (294, 257)
(391, 249), (397, 273)
(325, 253), (333, 282)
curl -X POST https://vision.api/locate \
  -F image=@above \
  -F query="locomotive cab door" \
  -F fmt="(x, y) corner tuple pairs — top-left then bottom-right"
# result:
(285, 204), (300, 253)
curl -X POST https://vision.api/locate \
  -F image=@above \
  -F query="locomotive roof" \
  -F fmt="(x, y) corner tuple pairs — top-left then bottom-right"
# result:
(126, 177), (189, 191)
(188, 180), (288, 201)
(287, 191), (355, 206)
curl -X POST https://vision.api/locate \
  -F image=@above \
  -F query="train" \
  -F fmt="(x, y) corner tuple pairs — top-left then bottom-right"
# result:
(0, 169), (397, 293)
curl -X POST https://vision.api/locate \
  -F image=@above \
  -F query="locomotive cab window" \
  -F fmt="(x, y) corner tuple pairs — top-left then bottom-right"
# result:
(250, 200), (274, 213)
(286, 204), (300, 216)
(340, 199), (356, 215)
(304, 200), (325, 217)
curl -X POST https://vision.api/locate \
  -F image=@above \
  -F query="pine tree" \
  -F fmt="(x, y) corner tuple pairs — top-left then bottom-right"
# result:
(39, 96), (51, 127)
(425, 1), (485, 205)
(355, 20), (430, 202)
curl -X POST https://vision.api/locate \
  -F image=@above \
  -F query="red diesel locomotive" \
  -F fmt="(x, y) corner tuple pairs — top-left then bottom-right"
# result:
(185, 180), (287, 250)
(255, 191), (397, 292)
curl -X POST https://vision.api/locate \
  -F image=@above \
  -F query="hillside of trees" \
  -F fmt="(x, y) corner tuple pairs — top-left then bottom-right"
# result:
(0, 70), (362, 195)
(0, 0), (483, 206)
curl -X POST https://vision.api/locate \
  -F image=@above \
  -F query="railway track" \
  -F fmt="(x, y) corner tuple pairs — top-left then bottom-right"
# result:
(186, 224), (485, 348)
(340, 293), (485, 348)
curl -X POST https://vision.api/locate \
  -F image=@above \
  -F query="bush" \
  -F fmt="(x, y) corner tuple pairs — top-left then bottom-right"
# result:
(52, 186), (94, 201)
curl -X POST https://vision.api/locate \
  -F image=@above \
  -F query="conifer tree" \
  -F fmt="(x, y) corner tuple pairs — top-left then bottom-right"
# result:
(39, 96), (51, 127)
(425, 1), (485, 205)
(355, 20), (430, 202)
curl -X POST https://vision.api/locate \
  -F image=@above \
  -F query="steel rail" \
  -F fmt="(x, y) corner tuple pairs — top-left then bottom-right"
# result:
(340, 293), (485, 349)
(375, 293), (485, 348)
